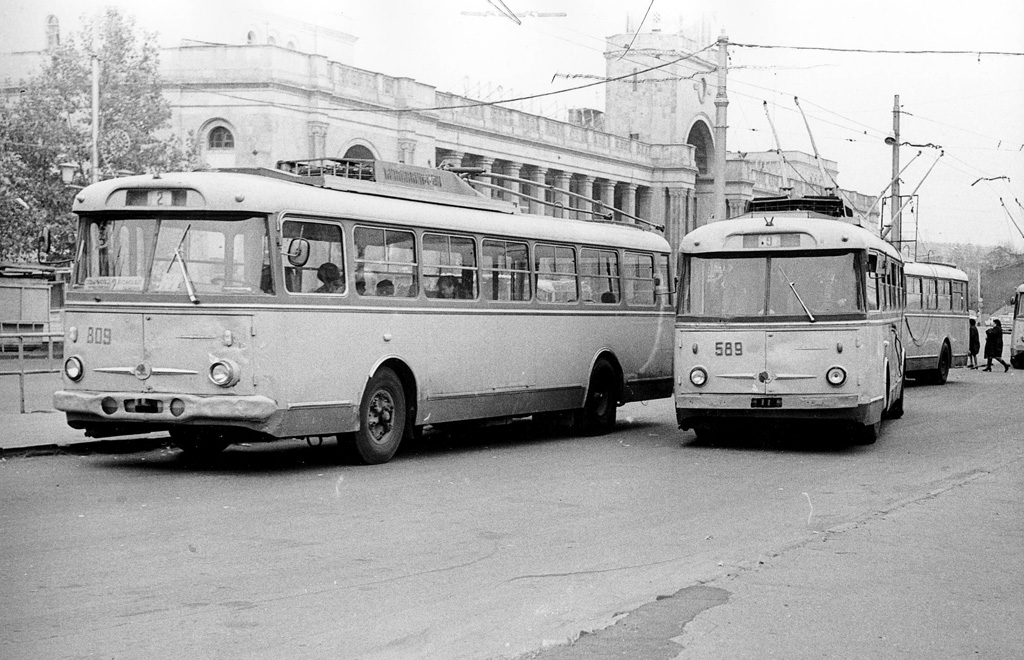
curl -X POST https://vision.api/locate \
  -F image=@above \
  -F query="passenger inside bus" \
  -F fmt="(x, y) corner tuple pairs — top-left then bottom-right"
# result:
(437, 275), (458, 299)
(376, 279), (394, 296)
(314, 262), (344, 293)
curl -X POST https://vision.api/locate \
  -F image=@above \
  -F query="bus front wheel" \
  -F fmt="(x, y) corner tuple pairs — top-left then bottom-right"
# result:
(573, 359), (618, 435)
(171, 428), (231, 459)
(350, 368), (407, 465)
(850, 420), (880, 446)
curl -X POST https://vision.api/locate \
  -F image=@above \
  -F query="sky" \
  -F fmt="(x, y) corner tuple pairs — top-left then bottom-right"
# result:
(335, 0), (1024, 252)
(6, 0), (1023, 251)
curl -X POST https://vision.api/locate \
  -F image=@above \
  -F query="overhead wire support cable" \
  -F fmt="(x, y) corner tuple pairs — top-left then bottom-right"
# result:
(617, 0), (655, 60)
(730, 42), (1024, 57)
(881, 151), (945, 240)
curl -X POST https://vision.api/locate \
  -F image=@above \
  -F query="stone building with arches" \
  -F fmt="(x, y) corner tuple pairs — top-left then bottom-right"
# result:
(0, 3), (878, 252)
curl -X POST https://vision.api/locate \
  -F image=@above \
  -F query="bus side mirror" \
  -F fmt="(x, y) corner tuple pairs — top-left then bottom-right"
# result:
(36, 226), (72, 265)
(286, 238), (310, 267)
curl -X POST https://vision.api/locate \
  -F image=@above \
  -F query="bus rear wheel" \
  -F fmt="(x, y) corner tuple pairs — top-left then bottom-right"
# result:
(931, 344), (951, 385)
(349, 368), (406, 465)
(573, 359), (618, 435)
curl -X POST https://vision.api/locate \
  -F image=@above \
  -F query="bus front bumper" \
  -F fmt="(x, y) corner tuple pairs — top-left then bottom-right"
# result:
(675, 393), (881, 427)
(54, 390), (278, 424)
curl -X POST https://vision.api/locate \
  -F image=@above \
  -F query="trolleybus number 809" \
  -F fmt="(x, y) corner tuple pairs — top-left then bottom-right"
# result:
(86, 327), (113, 345)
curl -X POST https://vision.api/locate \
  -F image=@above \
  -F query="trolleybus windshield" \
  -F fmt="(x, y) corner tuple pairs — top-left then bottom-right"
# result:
(73, 215), (273, 297)
(682, 251), (861, 321)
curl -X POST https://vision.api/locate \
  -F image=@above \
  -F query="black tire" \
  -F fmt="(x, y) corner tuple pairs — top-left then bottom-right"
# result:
(351, 368), (406, 465)
(932, 344), (951, 385)
(573, 359), (619, 435)
(171, 428), (231, 459)
(1012, 354), (1024, 369)
(850, 420), (880, 446)
(886, 374), (905, 420)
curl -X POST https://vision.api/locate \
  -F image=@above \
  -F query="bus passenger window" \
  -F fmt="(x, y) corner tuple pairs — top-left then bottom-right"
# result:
(423, 233), (477, 299)
(624, 252), (656, 305)
(580, 248), (620, 304)
(535, 243), (578, 303)
(354, 226), (417, 297)
(482, 239), (530, 301)
(282, 220), (345, 294)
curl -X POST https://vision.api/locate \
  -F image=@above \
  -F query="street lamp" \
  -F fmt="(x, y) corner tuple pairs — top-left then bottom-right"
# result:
(59, 162), (81, 185)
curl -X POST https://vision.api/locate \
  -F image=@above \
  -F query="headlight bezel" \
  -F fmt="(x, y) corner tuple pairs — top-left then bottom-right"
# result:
(64, 356), (84, 382)
(826, 366), (847, 387)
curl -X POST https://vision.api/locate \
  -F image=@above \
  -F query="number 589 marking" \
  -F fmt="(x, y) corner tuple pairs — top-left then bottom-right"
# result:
(715, 341), (743, 356)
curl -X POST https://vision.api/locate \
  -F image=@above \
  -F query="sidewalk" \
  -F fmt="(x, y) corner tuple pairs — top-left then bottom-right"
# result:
(0, 370), (165, 452)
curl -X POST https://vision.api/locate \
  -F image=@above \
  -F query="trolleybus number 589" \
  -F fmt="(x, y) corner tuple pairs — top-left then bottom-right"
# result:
(715, 341), (743, 356)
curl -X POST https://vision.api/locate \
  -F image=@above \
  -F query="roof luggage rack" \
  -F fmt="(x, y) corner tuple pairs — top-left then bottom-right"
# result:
(746, 194), (854, 218)
(261, 158), (518, 214)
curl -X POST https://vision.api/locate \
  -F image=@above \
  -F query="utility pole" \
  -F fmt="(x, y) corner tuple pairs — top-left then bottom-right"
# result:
(91, 54), (99, 184)
(712, 32), (729, 223)
(889, 94), (901, 249)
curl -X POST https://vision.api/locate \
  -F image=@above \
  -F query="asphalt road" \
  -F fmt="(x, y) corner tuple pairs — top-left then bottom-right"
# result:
(1, 367), (1021, 660)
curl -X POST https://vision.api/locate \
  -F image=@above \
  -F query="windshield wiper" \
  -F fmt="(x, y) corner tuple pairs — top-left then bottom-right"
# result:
(776, 265), (815, 322)
(167, 223), (200, 304)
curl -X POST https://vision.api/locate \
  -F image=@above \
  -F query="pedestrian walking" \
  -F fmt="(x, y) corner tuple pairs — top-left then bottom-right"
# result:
(968, 318), (980, 369)
(982, 319), (1010, 372)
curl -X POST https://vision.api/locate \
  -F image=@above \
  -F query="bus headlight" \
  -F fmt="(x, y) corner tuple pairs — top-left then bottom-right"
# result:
(64, 356), (84, 382)
(826, 366), (847, 387)
(208, 359), (240, 387)
(689, 366), (708, 387)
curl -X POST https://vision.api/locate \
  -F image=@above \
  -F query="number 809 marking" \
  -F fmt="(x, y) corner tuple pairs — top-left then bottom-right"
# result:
(715, 341), (743, 356)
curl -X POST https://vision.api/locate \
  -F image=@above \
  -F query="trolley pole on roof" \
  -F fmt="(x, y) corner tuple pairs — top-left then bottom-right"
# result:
(712, 32), (729, 224)
(890, 94), (901, 248)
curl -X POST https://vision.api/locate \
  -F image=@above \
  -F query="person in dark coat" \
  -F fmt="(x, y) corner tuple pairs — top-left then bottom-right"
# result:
(983, 319), (1010, 372)
(968, 318), (980, 369)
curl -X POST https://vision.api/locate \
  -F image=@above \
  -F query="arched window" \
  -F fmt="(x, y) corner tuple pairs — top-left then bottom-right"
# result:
(267, 35), (276, 46)
(343, 145), (375, 160)
(46, 15), (60, 49)
(208, 127), (234, 150)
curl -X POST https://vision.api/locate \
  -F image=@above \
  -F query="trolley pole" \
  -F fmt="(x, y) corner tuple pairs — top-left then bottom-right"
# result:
(712, 32), (729, 224)
(890, 94), (901, 248)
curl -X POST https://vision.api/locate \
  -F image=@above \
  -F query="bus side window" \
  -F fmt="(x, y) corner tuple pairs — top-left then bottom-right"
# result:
(580, 248), (620, 304)
(925, 278), (938, 311)
(281, 220), (345, 294)
(354, 226), (417, 297)
(623, 251), (656, 306)
(423, 233), (477, 299)
(938, 279), (951, 310)
(482, 239), (530, 301)
(865, 252), (880, 311)
(535, 243), (578, 303)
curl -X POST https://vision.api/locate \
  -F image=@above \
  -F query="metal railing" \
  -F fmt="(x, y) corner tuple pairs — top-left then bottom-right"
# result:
(0, 332), (64, 414)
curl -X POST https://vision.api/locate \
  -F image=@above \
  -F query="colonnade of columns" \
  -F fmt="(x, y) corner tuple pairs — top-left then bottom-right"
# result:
(437, 149), (693, 243)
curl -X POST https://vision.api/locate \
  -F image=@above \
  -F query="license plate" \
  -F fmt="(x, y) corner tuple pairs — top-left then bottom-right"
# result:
(751, 397), (782, 409)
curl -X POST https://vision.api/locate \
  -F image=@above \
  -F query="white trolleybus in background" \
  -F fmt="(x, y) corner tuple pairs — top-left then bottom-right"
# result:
(49, 159), (674, 464)
(902, 261), (970, 384)
(1011, 283), (1024, 369)
(674, 194), (906, 445)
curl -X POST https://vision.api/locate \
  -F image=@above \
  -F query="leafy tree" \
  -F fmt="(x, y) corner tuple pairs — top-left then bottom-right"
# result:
(0, 7), (201, 262)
